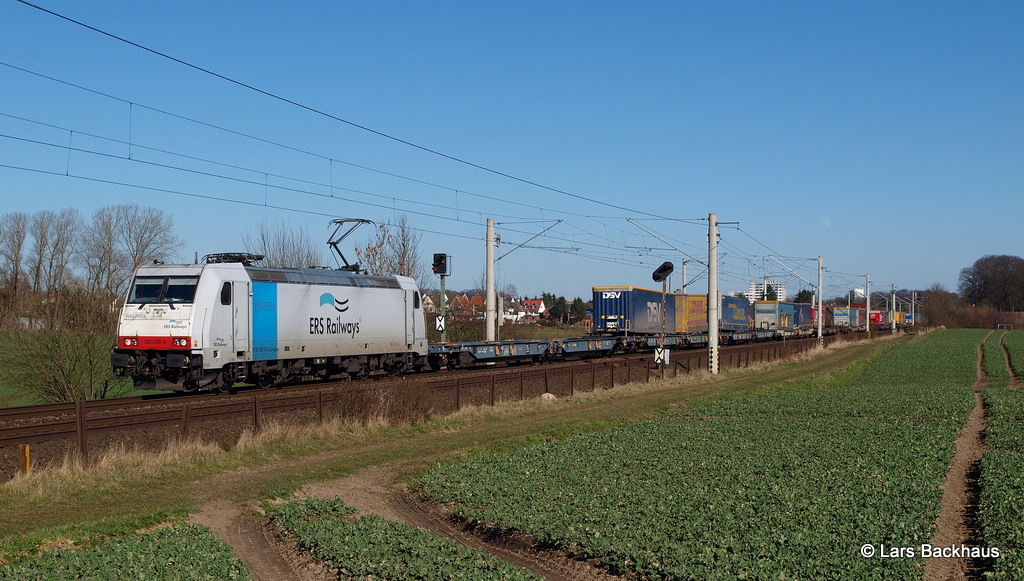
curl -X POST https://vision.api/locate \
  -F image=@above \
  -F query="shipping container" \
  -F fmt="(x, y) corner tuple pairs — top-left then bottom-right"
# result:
(812, 306), (834, 328)
(793, 303), (814, 329)
(720, 295), (752, 331)
(869, 310), (888, 326)
(592, 286), (676, 334)
(833, 307), (865, 328)
(754, 301), (799, 331)
(675, 294), (709, 333)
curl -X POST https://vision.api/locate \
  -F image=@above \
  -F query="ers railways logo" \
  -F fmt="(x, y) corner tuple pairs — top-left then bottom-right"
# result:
(310, 293), (360, 336)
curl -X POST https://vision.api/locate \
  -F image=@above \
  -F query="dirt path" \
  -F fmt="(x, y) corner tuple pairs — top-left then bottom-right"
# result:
(922, 344), (988, 581)
(191, 499), (334, 581)
(296, 466), (621, 580)
(997, 331), (1021, 388)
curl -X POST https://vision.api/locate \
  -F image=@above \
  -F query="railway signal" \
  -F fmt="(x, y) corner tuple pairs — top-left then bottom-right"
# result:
(432, 253), (448, 275)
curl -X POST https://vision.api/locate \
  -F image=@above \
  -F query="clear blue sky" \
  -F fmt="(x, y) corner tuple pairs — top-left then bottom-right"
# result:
(1, 1), (1021, 301)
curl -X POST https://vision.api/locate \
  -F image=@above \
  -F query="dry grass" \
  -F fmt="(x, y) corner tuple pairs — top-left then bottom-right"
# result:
(3, 437), (224, 501)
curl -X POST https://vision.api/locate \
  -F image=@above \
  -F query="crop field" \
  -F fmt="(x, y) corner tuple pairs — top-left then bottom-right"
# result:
(267, 497), (541, 580)
(417, 330), (985, 578)
(979, 386), (1024, 579)
(984, 330), (1012, 383)
(1001, 329), (1024, 380)
(0, 523), (248, 580)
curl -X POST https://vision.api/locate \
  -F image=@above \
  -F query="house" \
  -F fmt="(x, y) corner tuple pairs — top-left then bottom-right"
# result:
(520, 298), (545, 322)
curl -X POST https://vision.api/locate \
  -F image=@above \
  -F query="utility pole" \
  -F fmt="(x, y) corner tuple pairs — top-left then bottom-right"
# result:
(865, 273), (871, 338)
(911, 291), (917, 327)
(891, 284), (897, 334)
(817, 256), (824, 347)
(708, 213), (719, 375)
(485, 218), (496, 341)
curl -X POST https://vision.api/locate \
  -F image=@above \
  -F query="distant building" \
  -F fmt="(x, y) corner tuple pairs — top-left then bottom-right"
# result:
(745, 279), (788, 302)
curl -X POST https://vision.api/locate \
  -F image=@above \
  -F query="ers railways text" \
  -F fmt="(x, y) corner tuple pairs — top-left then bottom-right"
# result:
(309, 317), (361, 336)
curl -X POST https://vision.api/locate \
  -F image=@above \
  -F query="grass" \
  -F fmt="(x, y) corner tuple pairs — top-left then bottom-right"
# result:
(0, 335), (896, 566)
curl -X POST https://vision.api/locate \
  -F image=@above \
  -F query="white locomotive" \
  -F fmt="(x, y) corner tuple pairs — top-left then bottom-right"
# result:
(111, 253), (428, 391)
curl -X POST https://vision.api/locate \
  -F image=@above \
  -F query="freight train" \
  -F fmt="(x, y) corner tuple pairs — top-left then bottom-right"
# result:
(112, 256), (902, 392)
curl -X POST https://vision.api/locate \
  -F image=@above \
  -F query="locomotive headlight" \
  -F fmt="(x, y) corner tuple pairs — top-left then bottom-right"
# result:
(123, 337), (138, 347)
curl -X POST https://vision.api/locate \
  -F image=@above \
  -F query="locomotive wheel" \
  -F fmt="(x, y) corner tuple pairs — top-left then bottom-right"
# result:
(255, 373), (277, 389)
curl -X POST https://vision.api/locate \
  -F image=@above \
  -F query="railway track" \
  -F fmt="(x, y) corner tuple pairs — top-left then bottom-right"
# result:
(0, 333), (867, 476)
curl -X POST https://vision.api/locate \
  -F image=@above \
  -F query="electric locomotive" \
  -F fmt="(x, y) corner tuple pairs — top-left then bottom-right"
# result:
(111, 253), (428, 391)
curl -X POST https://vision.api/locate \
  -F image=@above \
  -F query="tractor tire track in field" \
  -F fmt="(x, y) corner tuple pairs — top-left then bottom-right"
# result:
(997, 331), (1021, 388)
(296, 465), (620, 581)
(191, 500), (334, 581)
(922, 342), (988, 581)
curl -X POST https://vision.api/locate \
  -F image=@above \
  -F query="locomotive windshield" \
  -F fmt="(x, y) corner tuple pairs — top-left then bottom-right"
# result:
(127, 276), (200, 305)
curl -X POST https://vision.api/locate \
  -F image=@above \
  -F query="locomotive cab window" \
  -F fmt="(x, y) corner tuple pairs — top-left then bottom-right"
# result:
(127, 276), (200, 305)
(414, 291), (420, 309)
(220, 282), (232, 305)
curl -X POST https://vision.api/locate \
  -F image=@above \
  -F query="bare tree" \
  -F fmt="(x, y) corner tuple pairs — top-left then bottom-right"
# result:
(79, 206), (130, 298)
(27, 209), (79, 294)
(241, 219), (323, 268)
(117, 204), (181, 273)
(0, 212), (29, 326)
(354, 215), (427, 284)
(958, 254), (1024, 311)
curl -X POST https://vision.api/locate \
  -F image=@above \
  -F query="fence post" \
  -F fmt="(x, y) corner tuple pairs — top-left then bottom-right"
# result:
(180, 403), (191, 439)
(18, 444), (30, 475)
(489, 375), (495, 406)
(76, 399), (88, 464)
(316, 390), (324, 424)
(455, 378), (461, 411)
(252, 393), (261, 431)
(570, 367), (575, 396)
(544, 369), (550, 394)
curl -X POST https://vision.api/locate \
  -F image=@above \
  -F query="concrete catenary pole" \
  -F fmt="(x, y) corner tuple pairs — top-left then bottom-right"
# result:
(708, 213), (720, 375)
(912, 291), (917, 326)
(865, 273), (871, 338)
(486, 218), (496, 341)
(891, 284), (897, 334)
(817, 256), (824, 347)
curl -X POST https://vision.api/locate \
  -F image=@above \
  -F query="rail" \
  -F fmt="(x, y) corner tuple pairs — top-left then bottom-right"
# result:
(0, 333), (862, 476)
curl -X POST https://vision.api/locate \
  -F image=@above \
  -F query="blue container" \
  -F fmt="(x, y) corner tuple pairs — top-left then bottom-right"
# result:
(592, 287), (676, 334)
(793, 303), (813, 329)
(720, 295), (752, 331)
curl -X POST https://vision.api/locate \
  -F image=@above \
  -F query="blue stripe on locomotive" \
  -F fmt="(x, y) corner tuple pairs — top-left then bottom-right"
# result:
(252, 282), (278, 360)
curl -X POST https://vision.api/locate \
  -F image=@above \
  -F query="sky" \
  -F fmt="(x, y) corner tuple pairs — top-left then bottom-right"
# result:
(1, 1), (1021, 302)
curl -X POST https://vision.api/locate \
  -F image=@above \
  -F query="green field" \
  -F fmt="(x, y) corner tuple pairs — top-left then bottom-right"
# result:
(417, 330), (994, 579)
(0, 523), (248, 581)
(268, 498), (541, 580)
(3, 330), (1021, 579)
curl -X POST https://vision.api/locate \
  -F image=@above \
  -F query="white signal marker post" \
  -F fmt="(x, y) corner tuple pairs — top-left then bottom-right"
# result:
(708, 213), (720, 375)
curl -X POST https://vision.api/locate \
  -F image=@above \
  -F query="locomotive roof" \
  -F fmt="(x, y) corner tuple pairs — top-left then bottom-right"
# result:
(243, 266), (404, 289)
